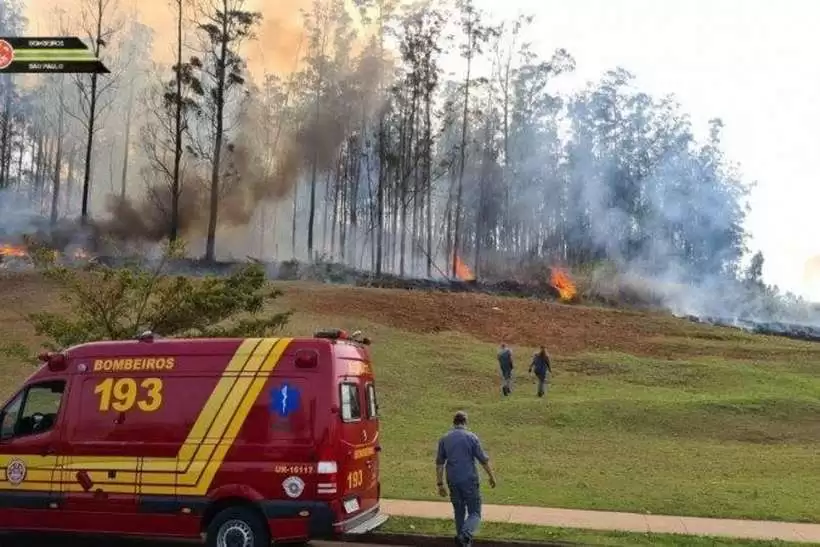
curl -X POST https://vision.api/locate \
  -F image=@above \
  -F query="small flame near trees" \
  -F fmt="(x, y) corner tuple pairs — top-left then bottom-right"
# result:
(550, 267), (578, 302)
(0, 243), (27, 257)
(0, 240), (90, 264)
(453, 254), (476, 282)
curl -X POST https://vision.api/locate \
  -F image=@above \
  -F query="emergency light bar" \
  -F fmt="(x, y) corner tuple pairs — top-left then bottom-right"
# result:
(314, 329), (371, 345)
(314, 329), (348, 340)
(38, 351), (67, 371)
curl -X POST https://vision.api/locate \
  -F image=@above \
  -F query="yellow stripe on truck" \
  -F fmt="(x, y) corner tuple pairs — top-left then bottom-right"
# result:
(175, 337), (290, 495)
(175, 337), (265, 465)
(56, 338), (267, 490)
(0, 337), (292, 497)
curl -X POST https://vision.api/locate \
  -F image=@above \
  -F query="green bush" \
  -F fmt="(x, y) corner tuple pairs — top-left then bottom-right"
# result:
(10, 242), (291, 352)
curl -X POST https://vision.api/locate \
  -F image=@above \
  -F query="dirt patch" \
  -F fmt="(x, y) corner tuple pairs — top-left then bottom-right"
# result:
(277, 283), (820, 360)
(278, 283), (677, 356)
(2, 273), (819, 363)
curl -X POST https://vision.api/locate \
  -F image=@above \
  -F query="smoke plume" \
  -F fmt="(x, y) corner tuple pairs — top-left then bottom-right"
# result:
(24, 0), (328, 78)
(20, 0), (385, 247)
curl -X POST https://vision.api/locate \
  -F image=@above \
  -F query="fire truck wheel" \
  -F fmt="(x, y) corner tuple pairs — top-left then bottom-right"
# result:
(206, 505), (271, 547)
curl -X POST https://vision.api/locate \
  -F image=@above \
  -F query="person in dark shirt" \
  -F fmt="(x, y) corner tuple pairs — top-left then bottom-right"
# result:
(497, 343), (514, 396)
(529, 346), (552, 398)
(436, 411), (496, 547)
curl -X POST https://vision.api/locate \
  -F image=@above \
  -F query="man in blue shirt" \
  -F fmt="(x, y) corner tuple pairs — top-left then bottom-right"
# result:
(436, 411), (496, 547)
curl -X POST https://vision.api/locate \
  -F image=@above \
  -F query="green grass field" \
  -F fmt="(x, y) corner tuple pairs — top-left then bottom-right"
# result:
(285, 314), (819, 522)
(0, 274), (818, 524)
(382, 516), (818, 546)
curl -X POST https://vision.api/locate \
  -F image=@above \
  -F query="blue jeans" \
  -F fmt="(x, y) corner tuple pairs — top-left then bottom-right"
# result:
(449, 479), (482, 541)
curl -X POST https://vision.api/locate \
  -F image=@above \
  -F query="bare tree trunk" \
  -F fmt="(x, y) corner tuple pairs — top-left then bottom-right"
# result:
(170, 0), (184, 242)
(349, 136), (361, 267)
(424, 94), (433, 277)
(339, 159), (347, 264)
(321, 169), (331, 255)
(42, 135), (55, 215)
(50, 96), (66, 226)
(391, 181), (399, 273)
(306, 19), (329, 262)
(258, 204), (265, 257)
(453, 25), (474, 277)
(376, 123), (385, 274)
(291, 184), (298, 258)
(32, 132), (43, 204)
(36, 136), (46, 212)
(15, 138), (24, 189)
(205, 0), (230, 262)
(120, 80), (134, 200)
(374, 2), (386, 276)
(410, 93), (420, 275)
(270, 203), (279, 259)
(365, 146), (376, 271)
(80, 0), (105, 225)
(0, 92), (11, 188)
(307, 153), (319, 261)
(331, 163), (340, 258)
(64, 147), (76, 216)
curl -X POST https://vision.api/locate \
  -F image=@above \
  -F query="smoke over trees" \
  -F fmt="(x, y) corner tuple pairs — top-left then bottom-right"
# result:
(1, 0), (791, 316)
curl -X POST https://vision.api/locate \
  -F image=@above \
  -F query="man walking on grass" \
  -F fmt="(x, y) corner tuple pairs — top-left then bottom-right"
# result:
(436, 411), (497, 547)
(497, 343), (514, 396)
(529, 345), (552, 398)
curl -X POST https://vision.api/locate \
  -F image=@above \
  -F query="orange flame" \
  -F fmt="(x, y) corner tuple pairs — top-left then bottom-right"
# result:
(72, 248), (90, 260)
(550, 267), (577, 302)
(0, 244), (27, 257)
(453, 254), (476, 281)
(0, 243), (91, 262)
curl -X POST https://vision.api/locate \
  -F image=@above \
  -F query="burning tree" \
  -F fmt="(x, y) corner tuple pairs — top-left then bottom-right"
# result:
(550, 267), (577, 302)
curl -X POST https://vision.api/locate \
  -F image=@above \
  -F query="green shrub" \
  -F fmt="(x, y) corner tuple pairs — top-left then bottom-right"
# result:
(7, 242), (291, 352)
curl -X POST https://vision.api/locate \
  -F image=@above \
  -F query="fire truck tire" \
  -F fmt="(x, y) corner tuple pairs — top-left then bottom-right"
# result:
(205, 505), (271, 547)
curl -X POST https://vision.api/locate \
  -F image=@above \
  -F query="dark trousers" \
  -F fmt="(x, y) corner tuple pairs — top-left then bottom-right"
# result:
(536, 373), (549, 397)
(500, 368), (512, 394)
(449, 479), (482, 541)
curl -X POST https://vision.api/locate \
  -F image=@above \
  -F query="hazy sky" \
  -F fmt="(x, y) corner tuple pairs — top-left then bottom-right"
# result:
(472, 0), (820, 300)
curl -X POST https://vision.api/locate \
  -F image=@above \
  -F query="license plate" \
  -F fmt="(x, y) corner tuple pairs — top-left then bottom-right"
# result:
(343, 498), (360, 514)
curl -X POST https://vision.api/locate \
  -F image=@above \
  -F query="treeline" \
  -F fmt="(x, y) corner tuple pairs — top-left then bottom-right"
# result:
(0, 0), (750, 284)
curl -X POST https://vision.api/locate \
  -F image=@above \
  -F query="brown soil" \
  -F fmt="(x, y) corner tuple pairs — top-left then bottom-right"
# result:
(2, 272), (816, 361)
(278, 283), (815, 360)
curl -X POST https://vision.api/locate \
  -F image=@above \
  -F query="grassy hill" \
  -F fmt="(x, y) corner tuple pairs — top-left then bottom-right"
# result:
(1, 273), (818, 523)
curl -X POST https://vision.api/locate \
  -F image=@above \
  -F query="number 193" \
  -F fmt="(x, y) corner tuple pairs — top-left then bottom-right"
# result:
(94, 378), (163, 412)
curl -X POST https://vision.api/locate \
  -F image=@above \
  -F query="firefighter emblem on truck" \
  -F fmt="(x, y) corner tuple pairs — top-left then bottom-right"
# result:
(5, 458), (26, 485)
(282, 475), (305, 498)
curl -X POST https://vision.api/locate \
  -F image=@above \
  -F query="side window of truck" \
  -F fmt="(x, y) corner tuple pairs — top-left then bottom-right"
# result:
(1, 380), (65, 439)
(365, 383), (378, 419)
(0, 393), (22, 439)
(340, 382), (362, 422)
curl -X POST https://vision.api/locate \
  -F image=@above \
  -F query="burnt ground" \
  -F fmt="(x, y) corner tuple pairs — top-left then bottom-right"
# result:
(2, 271), (820, 363)
(275, 282), (820, 361)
